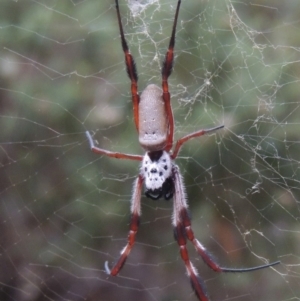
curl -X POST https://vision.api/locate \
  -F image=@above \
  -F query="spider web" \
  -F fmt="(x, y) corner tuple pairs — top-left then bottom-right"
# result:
(0, 0), (299, 300)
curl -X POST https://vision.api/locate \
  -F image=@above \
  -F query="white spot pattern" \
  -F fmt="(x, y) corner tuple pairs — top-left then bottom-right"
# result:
(141, 151), (172, 191)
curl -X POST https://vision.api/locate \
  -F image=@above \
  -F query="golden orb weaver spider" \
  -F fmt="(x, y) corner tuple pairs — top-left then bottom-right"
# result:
(86, 1), (280, 300)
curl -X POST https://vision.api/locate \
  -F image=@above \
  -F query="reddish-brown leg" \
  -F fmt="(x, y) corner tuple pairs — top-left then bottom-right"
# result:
(115, 0), (140, 131)
(86, 131), (142, 161)
(171, 125), (224, 159)
(175, 222), (209, 301)
(161, 0), (181, 152)
(172, 165), (279, 301)
(172, 165), (209, 301)
(180, 209), (280, 273)
(105, 175), (143, 276)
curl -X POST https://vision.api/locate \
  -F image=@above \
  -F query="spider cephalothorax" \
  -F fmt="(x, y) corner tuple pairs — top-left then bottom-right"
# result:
(86, 1), (280, 300)
(141, 150), (173, 200)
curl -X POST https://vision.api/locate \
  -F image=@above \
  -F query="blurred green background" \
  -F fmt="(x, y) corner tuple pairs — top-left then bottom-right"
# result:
(0, 0), (299, 300)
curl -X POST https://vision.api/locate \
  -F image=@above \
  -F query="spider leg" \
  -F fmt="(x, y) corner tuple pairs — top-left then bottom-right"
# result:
(171, 125), (224, 159)
(115, 0), (140, 131)
(105, 175), (143, 276)
(86, 131), (142, 161)
(162, 0), (181, 152)
(172, 165), (209, 301)
(172, 165), (279, 300)
(175, 222), (209, 301)
(180, 208), (280, 273)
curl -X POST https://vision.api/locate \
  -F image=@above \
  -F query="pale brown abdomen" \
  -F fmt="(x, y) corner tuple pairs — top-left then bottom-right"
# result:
(139, 84), (168, 151)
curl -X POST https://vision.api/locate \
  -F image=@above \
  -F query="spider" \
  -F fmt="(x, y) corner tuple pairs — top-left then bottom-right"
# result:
(86, 1), (280, 300)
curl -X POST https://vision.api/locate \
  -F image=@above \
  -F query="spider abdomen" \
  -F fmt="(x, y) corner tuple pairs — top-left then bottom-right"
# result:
(139, 84), (168, 151)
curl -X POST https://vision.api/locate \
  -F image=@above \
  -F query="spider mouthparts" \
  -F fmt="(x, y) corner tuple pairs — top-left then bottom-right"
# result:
(144, 176), (174, 201)
(145, 189), (163, 200)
